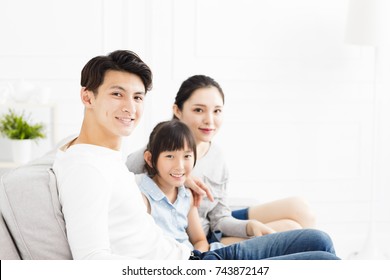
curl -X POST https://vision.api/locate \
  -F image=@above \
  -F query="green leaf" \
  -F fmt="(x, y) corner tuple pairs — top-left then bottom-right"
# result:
(0, 109), (46, 140)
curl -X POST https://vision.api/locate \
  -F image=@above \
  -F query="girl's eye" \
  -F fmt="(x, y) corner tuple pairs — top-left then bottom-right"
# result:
(165, 155), (173, 159)
(194, 108), (203, 113)
(112, 92), (122, 97)
(215, 108), (222, 114)
(185, 154), (193, 159)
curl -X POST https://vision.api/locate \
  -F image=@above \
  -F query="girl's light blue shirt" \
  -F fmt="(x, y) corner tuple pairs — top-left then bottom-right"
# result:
(136, 174), (194, 249)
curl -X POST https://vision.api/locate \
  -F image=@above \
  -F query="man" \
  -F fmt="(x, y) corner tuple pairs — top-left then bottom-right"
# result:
(53, 50), (192, 259)
(53, 50), (339, 260)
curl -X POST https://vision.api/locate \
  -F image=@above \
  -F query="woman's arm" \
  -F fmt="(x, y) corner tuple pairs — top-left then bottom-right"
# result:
(128, 148), (215, 206)
(186, 196), (209, 252)
(246, 220), (275, 236)
(185, 176), (214, 207)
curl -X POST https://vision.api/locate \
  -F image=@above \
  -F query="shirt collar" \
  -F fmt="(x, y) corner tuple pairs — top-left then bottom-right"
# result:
(140, 174), (190, 202)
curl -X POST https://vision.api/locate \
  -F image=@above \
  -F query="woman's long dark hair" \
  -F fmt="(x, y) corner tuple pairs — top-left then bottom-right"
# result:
(173, 75), (224, 119)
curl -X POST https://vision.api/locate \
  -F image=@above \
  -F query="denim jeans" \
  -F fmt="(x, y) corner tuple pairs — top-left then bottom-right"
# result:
(231, 207), (249, 220)
(192, 229), (340, 260)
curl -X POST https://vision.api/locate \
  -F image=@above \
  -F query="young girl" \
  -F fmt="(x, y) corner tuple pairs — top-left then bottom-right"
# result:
(128, 75), (316, 245)
(135, 119), (223, 252)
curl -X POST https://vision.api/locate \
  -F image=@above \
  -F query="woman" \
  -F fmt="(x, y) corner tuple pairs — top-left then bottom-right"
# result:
(127, 75), (316, 245)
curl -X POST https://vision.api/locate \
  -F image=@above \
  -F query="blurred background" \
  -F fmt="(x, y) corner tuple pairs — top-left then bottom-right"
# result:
(0, 0), (389, 259)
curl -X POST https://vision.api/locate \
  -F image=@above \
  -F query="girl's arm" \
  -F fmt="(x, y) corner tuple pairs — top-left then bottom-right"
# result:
(186, 195), (210, 252)
(141, 193), (151, 214)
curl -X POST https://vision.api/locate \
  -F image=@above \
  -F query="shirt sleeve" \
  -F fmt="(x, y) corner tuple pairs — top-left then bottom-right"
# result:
(125, 147), (146, 174)
(199, 145), (250, 239)
(207, 190), (250, 239)
(59, 164), (133, 259)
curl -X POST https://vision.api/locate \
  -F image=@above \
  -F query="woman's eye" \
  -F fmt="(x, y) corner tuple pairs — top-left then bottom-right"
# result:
(112, 92), (122, 97)
(194, 108), (203, 113)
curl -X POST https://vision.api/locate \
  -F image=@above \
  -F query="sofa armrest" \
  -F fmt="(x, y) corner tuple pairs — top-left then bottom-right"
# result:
(0, 156), (72, 259)
(0, 210), (20, 260)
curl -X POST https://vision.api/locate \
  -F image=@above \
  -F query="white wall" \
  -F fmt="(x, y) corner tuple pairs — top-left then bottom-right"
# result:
(0, 0), (389, 259)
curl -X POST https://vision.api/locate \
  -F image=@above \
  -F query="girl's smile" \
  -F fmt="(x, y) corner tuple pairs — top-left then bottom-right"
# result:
(152, 145), (195, 191)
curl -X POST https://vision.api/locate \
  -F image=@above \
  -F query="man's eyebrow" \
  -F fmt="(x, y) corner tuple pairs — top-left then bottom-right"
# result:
(109, 85), (146, 95)
(109, 85), (126, 91)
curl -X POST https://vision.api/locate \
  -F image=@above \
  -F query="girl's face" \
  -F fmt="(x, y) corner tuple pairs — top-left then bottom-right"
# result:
(174, 86), (224, 144)
(153, 143), (195, 189)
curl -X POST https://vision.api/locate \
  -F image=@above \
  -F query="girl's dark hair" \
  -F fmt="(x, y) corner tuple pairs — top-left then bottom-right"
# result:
(173, 75), (224, 119)
(144, 119), (197, 177)
(80, 50), (152, 95)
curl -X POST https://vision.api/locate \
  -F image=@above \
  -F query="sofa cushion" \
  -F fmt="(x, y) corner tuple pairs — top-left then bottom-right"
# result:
(0, 151), (72, 259)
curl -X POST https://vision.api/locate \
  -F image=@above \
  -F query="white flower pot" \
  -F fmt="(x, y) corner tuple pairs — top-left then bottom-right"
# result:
(11, 139), (32, 164)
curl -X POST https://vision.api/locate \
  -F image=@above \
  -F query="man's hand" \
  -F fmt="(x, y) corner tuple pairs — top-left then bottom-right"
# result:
(246, 220), (276, 237)
(185, 176), (214, 207)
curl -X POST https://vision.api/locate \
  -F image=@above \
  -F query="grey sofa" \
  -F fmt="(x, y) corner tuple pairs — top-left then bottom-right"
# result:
(0, 150), (72, 259)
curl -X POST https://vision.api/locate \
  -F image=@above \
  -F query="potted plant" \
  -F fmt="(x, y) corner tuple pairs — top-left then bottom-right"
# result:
(0, 109), (46, 164)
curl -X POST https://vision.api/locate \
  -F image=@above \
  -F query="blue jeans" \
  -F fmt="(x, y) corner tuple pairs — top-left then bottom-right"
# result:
(192, 229), (340, 260)
(231, 207), (249, 220)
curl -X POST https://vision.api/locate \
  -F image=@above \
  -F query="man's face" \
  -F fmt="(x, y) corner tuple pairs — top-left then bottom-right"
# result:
(88, 70), (146, 139)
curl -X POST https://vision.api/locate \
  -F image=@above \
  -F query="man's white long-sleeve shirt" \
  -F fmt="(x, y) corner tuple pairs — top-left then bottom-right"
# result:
(53, 144), (191, 260)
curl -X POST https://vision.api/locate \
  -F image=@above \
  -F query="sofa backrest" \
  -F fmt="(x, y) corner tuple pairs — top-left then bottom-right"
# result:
(0, 151), (72, 260)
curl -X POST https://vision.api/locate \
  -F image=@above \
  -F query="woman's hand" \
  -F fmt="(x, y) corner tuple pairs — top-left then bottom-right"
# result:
(246, 220), (276, 237)
(185, 176), (214, 207)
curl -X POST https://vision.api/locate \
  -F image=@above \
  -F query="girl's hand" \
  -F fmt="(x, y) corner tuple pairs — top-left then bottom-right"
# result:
(185, 176), (214, 207)
(246, 220), (276, 237)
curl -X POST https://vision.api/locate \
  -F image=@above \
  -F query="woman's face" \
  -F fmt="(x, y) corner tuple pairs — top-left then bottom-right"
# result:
(174, 86), (224, 144)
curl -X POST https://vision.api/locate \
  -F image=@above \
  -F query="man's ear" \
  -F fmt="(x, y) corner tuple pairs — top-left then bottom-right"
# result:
(144, 150), (153, 168)
(172, 104), (182, 119)
(80, 87), (94, 107)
